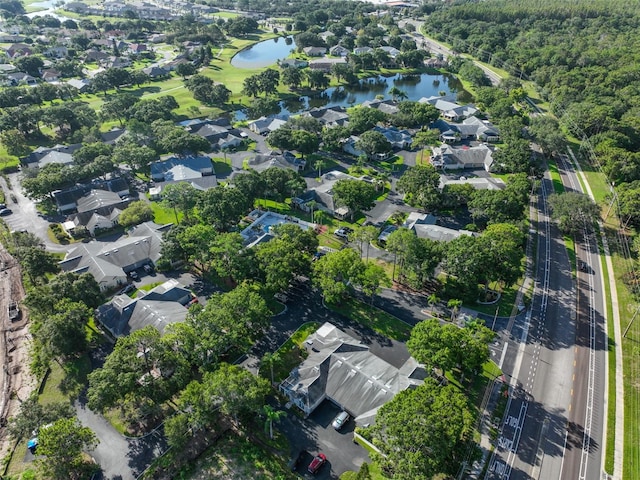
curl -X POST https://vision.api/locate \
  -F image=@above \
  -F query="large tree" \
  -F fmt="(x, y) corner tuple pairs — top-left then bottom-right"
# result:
(161, 182), (200, 223)
(332, 179), (377, 220)
(548, 191), (599, 234)
(365, 378), (475, 479)
(356, 130), (392, 158)
(313, 248), (365, 303)
(397, 164), (441, 211)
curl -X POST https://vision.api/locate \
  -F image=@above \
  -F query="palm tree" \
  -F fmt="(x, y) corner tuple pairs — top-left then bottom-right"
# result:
(314, 158), (327, 178)
(388, 86), (407, 102)
(314, 210), (328, 225)
(427, 293), (440, 315)
(261, 351), (281, 385)
(447, 299), (462, 322)
(262, 405), (285, 440)
(306, 199), (318, 222)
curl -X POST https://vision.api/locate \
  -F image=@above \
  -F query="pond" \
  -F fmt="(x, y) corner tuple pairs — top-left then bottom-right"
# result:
(231, 37), (297, 69)
(235, 72), (468, 120)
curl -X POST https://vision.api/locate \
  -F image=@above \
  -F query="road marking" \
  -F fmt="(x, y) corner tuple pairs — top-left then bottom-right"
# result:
(571, 389), (574, 396)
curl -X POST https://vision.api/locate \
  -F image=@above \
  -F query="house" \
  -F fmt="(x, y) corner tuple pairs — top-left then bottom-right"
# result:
(52, 178), (130, 213)
(342, 135), (365, 157)
(303, 46), (327, 57)
(247, 151), (305, 172)
(460, 116), (500, 142)
(248, 115), (288, 135)
(0, 63), (16, 74)
(430, 143), (495, 171)
(59, 221), (170, 291)
(101, 128), (127, 145)
(302, 106), (349, 128)
(150, 155), (217, 194)
(63, 208), (122, 237)
(440, 177), (506, 191)
(293, 171), (360, 219)
(190, 123), (243, 151)
(64, 1), (89, 13)
(308, 57), (347, 72)
(279, 58), (308, 68)
(102, 56), (132, 69)
(329, 45), (350, 57)
(280, 322), (425, 425)
(128, 43), (148, 55)
(22, 144), (82, 169)
(0, 33), (25, 43)
(41, 69), (60, 83)
(84, 49), (110, 63)
(353, 47), (374, 55)
(4, 72), (37, 86)
(5, 43), (32, 58)
(362, 99), (399, 115)
(44, 46), (68, 58)
(72, 189), (130, 227)
(142, 65), (170, 79)
(425, 57), (448, 68)
(411, 224), (476, 242)
(373, 126), (412, 150)
(95, 279), (194, 337)
(420, 95), (478, 122)
(379, 46), (401, 58)
(66, 78), (91, 93)
(402, 212), (437, 230)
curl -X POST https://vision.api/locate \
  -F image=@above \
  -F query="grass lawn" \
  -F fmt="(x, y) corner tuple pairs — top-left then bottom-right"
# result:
(212, 160), (232, 176)
(180, 431), (297, 480)
(341, 458), (388, 480)
(472, 281), (522, 317)
(149, 201), (180, 225)
(547, 158), (564, 194)
(327, 298), (413, 342)
(39, 355), (92, 406)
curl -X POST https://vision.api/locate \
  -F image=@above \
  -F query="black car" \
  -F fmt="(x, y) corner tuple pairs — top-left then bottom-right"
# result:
(0, 208), (13, 216)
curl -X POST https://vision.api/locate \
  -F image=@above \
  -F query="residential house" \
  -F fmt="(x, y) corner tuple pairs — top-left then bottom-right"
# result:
(142, 65), (170, 79)
(280, 322), (425, 425)
(41, 69), (60, 83)
(293, 170), (360, 219)
(44, 46), (68, 58)
(128, 43), (148, 55)
(248, 115), (288, 135)
(5, 43), (32, 58)
(329, 45), (350, 57)
(0, 63), (16, 74)
(430, 143), (495, 171)
(0, 33), (25, 43)
(53, 178), (130, 213)
(95, 279), (194, 337)
(342, 135), (365, 157)
(353, 47), (374, 55)
(65, 1), (89, 13)
(420, 95), (478, 122)
(239, 210), (316, 248)
(150, 155), (217, 195)
(308, 57), (347, 72)
(279, 58), (308, 68)
(440, 177), (506, 191)
(402, 212), (437, 230)
(4, 72), (37, 86)
(362, 98), (399, 115)
(59, 221), (170, 291)
(302, 106), (349, 128)
(303, 46), (327, 57)
(84, 49), (110, 63)
(411, 223), (476, 242)
(22, 144), (82, 169)
(66, 78), (92, 93)
(379, 45), (401, 58)
(425, 57), (448, 68)
(73, 189), (130, 223)
(190, 123), (243, 151)
(102, 56), (132, 69)
(101, 127), (127, 145)
(460, 116), (500, 142)
(373, 126), (412, 150)
(247, 150), (305, 172)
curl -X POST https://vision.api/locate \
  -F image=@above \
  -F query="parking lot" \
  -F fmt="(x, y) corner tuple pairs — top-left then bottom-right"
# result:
(280, 400), (370, 479)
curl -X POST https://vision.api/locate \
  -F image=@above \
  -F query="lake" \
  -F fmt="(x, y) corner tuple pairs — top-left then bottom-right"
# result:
(235, 72), (467, 120)
(231, 37), (297, 69)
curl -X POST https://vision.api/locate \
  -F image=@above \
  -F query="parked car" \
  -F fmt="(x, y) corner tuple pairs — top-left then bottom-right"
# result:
(0, 208), (13, 216)
(308, 453), (327, 474)
(119, 284), (136, 295)
(332, 411), (350, 430)
(128, 270), (139, 280)
(143, 264), (153, 274)
(334, 227), (353, 239)
(578, 260), (589, 272)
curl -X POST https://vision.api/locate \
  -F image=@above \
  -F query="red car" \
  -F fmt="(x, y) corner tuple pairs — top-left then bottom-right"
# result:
(308, 453), (327, 474)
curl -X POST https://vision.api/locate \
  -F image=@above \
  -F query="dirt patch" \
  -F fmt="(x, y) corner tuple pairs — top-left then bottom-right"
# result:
(0, 247), (37, 464)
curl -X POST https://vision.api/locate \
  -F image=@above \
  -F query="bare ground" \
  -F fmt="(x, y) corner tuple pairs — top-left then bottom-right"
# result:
(0, 247), (37, 463)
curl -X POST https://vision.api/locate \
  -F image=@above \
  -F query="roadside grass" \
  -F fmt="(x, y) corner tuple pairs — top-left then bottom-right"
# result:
(259, 322), (319, 384)
(179, 431), (297, 480)
(415, 149), (430, 166)
(445, 360), (502, 410)
(547, 158), (564, 194)
(149, 201), (180, 225)
(548, 158), (578, 273)
(327, 298), (412, 342)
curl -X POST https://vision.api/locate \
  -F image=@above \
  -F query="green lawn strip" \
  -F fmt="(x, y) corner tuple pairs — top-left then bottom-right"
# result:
(327, 298), (412, 342)
(181, 431), (297, 480)
(39, 355), (91, 405)
(212, 160), (232, 175)
(254, 198), (291, 213)
(149, 201), (180, 225)
(260, 322), (320, 383)
(547, 158), (564, 194)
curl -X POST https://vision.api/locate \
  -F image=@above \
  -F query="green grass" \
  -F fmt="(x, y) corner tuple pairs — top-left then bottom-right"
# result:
(472, 281), (521, 317)
(254, 198), (291, 213)
(148, 201), (180, 225)
(340, 460), (389, 480)
(39, 355), (92, 406)
(548, 158), (564, 194)
(327, 298), (413, 341)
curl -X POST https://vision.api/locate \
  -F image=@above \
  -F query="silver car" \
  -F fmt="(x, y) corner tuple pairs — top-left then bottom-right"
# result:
(332, 411), (350, 430)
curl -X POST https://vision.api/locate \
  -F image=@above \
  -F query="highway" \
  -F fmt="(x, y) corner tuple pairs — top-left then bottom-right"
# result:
(485, 159), (607, 480)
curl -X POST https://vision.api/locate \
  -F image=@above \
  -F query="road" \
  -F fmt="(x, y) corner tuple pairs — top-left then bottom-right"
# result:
(485, 160), (606, 480)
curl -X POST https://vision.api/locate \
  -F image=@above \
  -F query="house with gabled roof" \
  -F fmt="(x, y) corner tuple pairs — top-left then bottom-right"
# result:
(5, 43), (32, 58)
(329, 45), (350, 57)
(420, 95), (478, 122)
(66, 78), (91, 93)
(303, 46), (327, 57)
(52, 178), (130, 213)
(150, 155), (217, 195)
(95, 278), (194, 337)
(308, 57), (347, 72)
(59, 221), (170, 291)
(280, 323), (425, 426)
(302, 106), (349, 128)
(247, 151), (305, 172)
(373, 125), (412, 150)
(4, 72), (37, 86)
(248, 115), (288, 135)
(142, 65), (169, 79)
(430, 143), (495, 171)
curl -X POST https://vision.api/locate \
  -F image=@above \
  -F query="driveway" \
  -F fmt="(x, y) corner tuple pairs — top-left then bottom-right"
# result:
(279, 400), (370, 479)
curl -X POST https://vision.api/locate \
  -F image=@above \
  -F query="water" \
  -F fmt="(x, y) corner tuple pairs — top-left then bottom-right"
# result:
(231, 37), (297, 69)
(235, 73), (466, 120)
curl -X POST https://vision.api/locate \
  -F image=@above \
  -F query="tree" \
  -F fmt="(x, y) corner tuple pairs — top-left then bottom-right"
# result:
(365, 379), (474, 479)
(348, 106), (388, 134)
(256, 234), (316, 294)
(357, 262), (391, 303)
(198, 186), (250, 231)
(36, 418), (98, 480)
(161, 182), (200, 223)
(412, 129), (440, 164)
(281, 66), (304, 89)
(72, 142), (113, 166)
(112, 141), (157, 172)
(262, 405), (285, 440)
(100, 93), (138, 125)
(332, 179), (377, 221)
(321, 126), (349, 152)
(617, 181), (640, 228)
(175, 62), (197, 79)
(356, 130), (392, 159)
(290, 129), (320, 158)
(313, 248), (365, 303)
(261, 351), (281, 385)
(427, 293), (440, 314)
(247, 97), (281, 119)
(352, 225), (379, 262)
(35, 300), (90, 361)
(397, 165), (441, 211)
(548, 191), (599, 234)
(528, 116), (566, 158)
(118, 200), (154, 228)
(0, 128), (30, 156)
(16, 245), (59, 284)
(447, 299), (462, 322)
(8, 395), (74, 441)
(14, 55), (44, 77)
